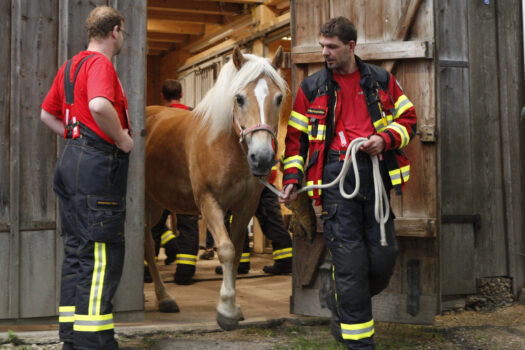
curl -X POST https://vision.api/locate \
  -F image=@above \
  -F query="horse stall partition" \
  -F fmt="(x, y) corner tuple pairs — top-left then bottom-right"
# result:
(0, 0), (146, 324)
(290, 0), (525, 324)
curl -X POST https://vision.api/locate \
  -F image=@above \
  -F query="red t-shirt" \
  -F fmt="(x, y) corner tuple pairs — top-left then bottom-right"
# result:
(330, 70), (375, 150)
(169, 103), (189, 110)
(42, 50), (129, 144)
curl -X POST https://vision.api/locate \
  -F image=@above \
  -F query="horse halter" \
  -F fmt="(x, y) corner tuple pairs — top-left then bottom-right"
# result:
(232, 112), (278, 154)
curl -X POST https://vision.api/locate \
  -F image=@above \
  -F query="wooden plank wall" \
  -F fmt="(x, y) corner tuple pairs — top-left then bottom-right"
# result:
(438, 0), (476, 295)
(291, 0), (438, 323)
(112, 0), (147, 317)
(1, 0), (145, 322)
(496, 0), (525, 295)
(439, 0), (525, 295)
(0, 0), (11, 319)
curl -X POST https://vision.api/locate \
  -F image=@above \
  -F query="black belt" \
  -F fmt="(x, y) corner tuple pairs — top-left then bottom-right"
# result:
(327, 149), (369, 163)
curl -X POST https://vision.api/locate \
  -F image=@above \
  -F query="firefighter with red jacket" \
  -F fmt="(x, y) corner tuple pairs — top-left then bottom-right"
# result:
(280, 17), (416, 350)
(40, 6), (133, 350)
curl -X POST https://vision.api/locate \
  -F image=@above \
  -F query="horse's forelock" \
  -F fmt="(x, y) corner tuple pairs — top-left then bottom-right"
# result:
(193, 54), (288, 141)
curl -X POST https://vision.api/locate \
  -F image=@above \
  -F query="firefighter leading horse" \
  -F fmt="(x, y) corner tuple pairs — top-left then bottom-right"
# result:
(144, 47), (286, 330)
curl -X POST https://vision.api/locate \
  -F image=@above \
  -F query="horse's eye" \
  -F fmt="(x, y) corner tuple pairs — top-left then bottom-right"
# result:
(275, 94), (283, 106)
(235, 94), (245, 107)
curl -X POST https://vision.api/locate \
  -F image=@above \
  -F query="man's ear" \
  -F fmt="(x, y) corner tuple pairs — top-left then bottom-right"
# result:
(112, 25), (119, 39)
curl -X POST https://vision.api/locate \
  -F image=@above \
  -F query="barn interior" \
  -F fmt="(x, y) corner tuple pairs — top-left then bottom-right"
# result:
(143, 0), (294, 323)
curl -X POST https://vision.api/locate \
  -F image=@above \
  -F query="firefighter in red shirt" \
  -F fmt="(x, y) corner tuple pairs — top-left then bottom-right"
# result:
(41, 6), (133, 350)
(280, 17), (417, 349)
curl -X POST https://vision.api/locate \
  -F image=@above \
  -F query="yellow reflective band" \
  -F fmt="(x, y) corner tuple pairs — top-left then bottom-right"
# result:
(176, 254), (197, 266)
(89, 242), (106, 317)
(386, 122), (409, 148)
(240, 252), (250, 263)
(283, 155), (304, 173)
(394, 94), (414, 119)
(341, 319), (375, 340)
(229, 214), (233, 225)
(271, 165), (278, 172)
(74, 313), (114, 332)
(306, 180), (322, 197)
(59, 306), (75, 323)
(288, 111), (309, 133)
(308, 124), (326, 141)
(400, 165), (410, 182)
(161, 230), (176, 246)
(373, 114), (393, 131)
(273, 247), (292, 260)
(389, 169), (402, 185)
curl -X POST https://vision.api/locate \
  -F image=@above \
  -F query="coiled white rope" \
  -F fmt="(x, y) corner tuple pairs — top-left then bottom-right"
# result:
(259, 137), (390, 246)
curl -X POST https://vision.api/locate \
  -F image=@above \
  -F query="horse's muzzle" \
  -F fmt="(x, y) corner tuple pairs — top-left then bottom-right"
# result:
(247, 147), (275, 176)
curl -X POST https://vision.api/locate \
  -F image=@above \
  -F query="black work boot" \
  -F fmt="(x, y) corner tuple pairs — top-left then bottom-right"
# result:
(163, 239), (178, 265)
(215, 262), (250, 275)
(263, 257), (292, 275)
(174, 273), (194, 285)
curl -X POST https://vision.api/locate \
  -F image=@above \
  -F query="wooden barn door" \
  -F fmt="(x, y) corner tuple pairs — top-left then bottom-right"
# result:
(439, 0), (525, 300)
(290, 0), (438, 324)
(0, 0), (145, 323)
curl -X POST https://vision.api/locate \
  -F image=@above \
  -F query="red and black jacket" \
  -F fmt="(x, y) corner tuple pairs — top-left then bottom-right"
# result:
(283, 56), (417, 205)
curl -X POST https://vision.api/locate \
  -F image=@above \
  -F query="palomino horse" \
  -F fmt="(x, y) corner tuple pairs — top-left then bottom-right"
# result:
(144, 47), (287, 329)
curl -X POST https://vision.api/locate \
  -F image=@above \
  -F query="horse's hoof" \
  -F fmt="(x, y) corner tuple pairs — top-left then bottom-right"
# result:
(159, 299), (180, 313)
(217, 312), (239, 330)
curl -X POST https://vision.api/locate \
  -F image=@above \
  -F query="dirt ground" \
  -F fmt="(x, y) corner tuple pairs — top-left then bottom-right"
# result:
(2, 251), (525, 349)
(112, 304), (525, 350)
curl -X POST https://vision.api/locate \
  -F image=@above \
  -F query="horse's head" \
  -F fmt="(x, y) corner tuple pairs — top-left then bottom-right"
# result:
(231, 46), (285, 176)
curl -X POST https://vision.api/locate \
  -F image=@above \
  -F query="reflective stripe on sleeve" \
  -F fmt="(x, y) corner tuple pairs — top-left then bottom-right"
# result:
(401, 165), (410, 182)
(393, 94), (414, 119)
(176, 254), (197, 266)
(288, 111), (309, 133)
(306, 180), (322, 197)
(74, 313), (114, 332)
(273, 247), (292, 260)
(389, 169), (402, 186)
(386, 122), (410, 148)
(341, 319), (375, 340)
(283, 155), (304, 173)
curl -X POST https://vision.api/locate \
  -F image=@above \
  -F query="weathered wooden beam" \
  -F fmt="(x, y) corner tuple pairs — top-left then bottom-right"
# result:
(184, 15), (253, 53)
(148, 19), (205, 35)
(382, 0), (424, 73)
(291, 41), (433, 64)
(147, 32), (189, 43)
(147, 0), (243, 15)
(148, 42), (175, 51)
(148, 8), (224, 24)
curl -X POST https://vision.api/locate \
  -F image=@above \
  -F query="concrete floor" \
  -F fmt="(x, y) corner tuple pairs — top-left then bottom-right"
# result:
(142, 249), (293, 326)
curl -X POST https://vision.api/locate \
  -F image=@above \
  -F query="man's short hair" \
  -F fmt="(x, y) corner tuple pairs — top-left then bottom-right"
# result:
(162, 79), (183, 101)
(86, 6), (124, 40)
(320, 17), (357, 44)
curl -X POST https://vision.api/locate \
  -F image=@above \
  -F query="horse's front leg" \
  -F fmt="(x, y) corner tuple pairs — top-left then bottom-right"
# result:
(199, 193), (243, 330)
(144, 225), (179, 313)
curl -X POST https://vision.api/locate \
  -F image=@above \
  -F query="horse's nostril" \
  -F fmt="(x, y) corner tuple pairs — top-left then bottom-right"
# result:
(250, 153), (257, 162)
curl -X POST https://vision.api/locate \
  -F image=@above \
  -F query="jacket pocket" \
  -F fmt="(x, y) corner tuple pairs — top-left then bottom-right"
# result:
(321, 204), (338, 247)
(306, 107), (327, 142)
(87, 195), (126, 243)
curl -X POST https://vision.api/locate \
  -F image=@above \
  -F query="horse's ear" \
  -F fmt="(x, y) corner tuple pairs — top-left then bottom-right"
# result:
(232, 46), (245, 70)
(271, 46), (283, 70)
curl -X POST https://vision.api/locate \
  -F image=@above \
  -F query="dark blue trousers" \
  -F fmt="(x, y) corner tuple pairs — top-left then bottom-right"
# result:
(54, 129), (129, 350)
(322, 151), (398, 350)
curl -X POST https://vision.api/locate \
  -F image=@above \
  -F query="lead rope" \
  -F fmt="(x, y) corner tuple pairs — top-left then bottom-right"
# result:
(259, 137), (390, 246)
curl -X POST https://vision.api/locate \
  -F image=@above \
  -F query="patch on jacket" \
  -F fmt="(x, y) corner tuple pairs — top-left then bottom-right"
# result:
(306, 107), (327, 116)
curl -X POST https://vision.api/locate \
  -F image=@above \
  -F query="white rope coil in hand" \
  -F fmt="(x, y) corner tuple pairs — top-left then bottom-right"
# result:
(259, 137), (390, 246)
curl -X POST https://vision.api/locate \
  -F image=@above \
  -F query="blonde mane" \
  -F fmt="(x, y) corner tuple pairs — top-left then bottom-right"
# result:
(193, 53), (288, 141)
